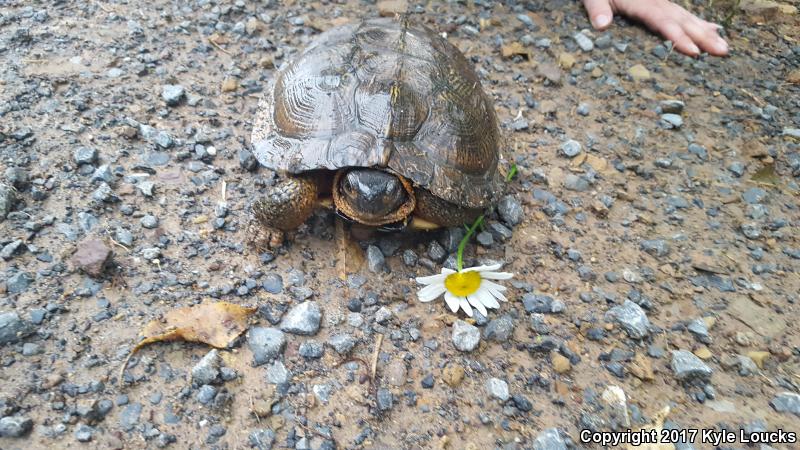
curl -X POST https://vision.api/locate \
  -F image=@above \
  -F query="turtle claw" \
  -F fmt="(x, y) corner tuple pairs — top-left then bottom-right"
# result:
(246, 220), (286, 252)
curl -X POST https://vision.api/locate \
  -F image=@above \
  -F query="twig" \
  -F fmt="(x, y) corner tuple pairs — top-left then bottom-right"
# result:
(221, 180), (227, 202)
(108, 236), (130, 251)
(209, 39), (232, 56)
(370, 333), (384, 381)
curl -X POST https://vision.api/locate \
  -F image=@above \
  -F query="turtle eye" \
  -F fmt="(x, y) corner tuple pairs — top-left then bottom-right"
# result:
(342, 173), (357, 195)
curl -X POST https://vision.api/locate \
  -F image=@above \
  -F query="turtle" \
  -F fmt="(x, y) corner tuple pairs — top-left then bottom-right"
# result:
(250, 17), (502, 247)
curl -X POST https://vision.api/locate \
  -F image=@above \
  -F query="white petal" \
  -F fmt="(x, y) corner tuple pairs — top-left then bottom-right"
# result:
(482, 280), (508, 293)
(475, 287), (500, 309)
(482, 283), (507, 303)
(480, 271), (514, 280)
(463, 263), (503, 273)
(458, 298), (473, 317)
(444, 292), (460, 313)
(417, 283), (446, 302)
(467, 294), (488, 317)
(416, 273), (447, 285)
(441, 268), (456, 275)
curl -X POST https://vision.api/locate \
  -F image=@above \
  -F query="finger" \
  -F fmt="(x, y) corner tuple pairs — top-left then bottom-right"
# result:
(658, 20), (701, 56)
(684, 18), (729, 56)
(582, 0), (614, 29)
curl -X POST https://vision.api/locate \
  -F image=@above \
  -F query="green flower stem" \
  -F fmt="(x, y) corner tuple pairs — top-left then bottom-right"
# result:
(506, 163), (518, 182)
(456, 214), (484, 272)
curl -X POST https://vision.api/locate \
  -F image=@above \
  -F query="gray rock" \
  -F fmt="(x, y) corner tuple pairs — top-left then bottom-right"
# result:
(73, 147), (98, 165)
(640, 239), (670, 258)
(119, 403), (142, 431)
(366, 245), (385, 273)
(140, 125), (174, 149)
(564, 174), (589, 192)
(742, 187), (767, 204)
(660, 100), (685, 114)
(498, 195), (523, 226)
(266, 360), (291, 384)
(687, 318), (711, 343)
(22, 342), (42, 356)
(6, 271), (33, 294)
(238, 148), (258, 171)
(605, 300), (650, 339)
(376, 388), (393, 411)
(573, 32), (594, 51)
(279, 301), (321, 335)
(688, 143), (707, 161)
(523, 294), (557, 314)
(261, 273), (283, 294)
(660, 114), (683, 129)
(560, 139), (582, 158)
(91, 165), (114, 184)
(486, 377), (510, 401)
(0, 183), (16, 220)
(740, 222), (762, 240)
(484, 315), (515, 342)
(92, 182), (117, 203)
(452, 320), (481, 352)
(192, 349), (222, 385)
(74, 424), (93, 442)
(671, 350), (713, 382)
(137, 181), (155, 197)
(782, 128), (800, 138)
(1, 240), (25, 260)
(476, 231), (494, 247)
(770, 392), (800, 416)
(327, 333), (356, 354)
(247, 327), (286, 365)
(161, 84), (185, 106)
(402, 249), (418, 266)
(533, 428), (567, 450)
(312, 383), (332, 403)
(141, 215), (159, 229)
(375, 307), (392, 324)
(0, 416), (33, 438)
(249, 428), (276, 450)
(196, 384), (217, 404)
(299, 341), (324, 359)
(735, 355), (759, 376)
(427, 240), (447, 263)
(727, 161), (746, 177)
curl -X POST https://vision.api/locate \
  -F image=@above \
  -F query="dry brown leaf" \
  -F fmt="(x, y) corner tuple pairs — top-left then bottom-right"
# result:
(501, 42), (530, 59)
(119, 302), (256, 385)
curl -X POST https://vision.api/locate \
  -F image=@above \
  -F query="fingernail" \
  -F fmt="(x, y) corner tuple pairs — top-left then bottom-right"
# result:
(593, 14), (611, 28)
(688, 43), (700, 55)
(715, 38), (728, 53)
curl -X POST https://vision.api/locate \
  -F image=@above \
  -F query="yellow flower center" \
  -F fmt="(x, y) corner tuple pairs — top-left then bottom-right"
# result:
(444, 271), (481, 297)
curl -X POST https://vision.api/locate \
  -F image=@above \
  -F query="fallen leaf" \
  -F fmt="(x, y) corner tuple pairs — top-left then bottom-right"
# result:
(119, 302), (256, 384)
(627, 405), (674, 450)
(501, 42), (530, 59)
(751, 164), (780, 186)
(787, 69), (800, 84)
(221, 78), (238, 93)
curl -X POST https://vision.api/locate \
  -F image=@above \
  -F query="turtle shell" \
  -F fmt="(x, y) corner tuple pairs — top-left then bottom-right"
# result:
(252, 18), (501, 208)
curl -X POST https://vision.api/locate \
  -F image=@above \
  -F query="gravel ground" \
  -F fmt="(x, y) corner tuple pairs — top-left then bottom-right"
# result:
(2, 0), (800, 449)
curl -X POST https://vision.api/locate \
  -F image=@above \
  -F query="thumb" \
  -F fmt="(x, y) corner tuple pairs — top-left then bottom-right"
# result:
(582, 0), (614, 30)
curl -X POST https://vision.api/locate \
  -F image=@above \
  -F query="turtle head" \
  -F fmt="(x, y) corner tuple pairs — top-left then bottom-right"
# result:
(334, 168), (415, 225)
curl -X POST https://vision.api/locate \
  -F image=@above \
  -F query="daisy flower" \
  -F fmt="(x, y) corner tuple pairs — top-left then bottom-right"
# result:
(416, 263), (513, 317)
(415, 213), (515, 316)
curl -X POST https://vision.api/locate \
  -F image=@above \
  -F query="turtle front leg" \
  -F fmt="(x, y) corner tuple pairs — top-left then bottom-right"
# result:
(411, 188), (483, 229)
(249, 175), (319, 250)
